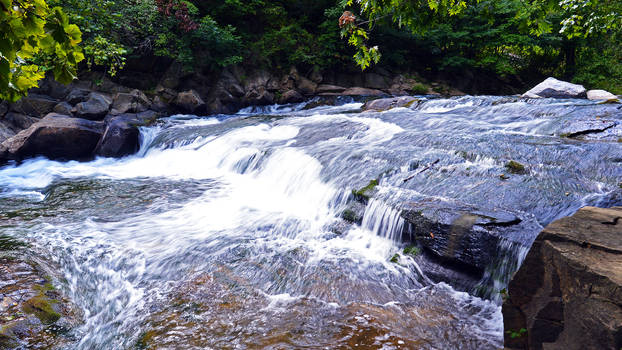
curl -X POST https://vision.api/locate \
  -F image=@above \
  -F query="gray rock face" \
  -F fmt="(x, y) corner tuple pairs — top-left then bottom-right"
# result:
(364, 73), (389, 90)
(74, 93), (112, 120)
(10, 94), (58, 116)
(0, 113), (104, 161)
(174, 90), (206, 114)
(587, 89), (619, 101)
(110, 89), (151, 115)
(503, 206), (622, 350)
(522, 77), (586, 99)
(363, 96), (419, 111)
(0, 122), (14, 143)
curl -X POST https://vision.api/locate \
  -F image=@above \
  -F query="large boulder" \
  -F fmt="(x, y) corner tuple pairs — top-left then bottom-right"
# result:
(74, 92), (112, 120)
(110, 89), (151, 115)
(401, 199), (524, 275)
(522, 77), (587, 99)
(53, 102), (74, 116)
(173, 90), (206, 114)
(363, 96), (419, 111)
(296, 77), (318, 96)
(243, 86), (274, 106)
(587, 89), (619, 102)
(0, 113), (104, 161)
(316, 84), (346, 94)
(10, 94), (58, 117)
(503, 206), (622, 350)
(94, 112), (159, 158)
(278, 90), (304, 104)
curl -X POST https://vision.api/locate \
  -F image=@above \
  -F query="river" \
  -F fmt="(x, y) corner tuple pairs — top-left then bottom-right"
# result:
(1, 96), (620, 349)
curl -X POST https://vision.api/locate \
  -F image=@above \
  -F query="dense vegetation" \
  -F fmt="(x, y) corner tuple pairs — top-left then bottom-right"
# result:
(2, 0), (621, 100)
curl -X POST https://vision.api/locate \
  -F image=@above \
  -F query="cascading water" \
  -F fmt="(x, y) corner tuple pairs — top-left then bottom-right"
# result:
(1, 96), (620, 349)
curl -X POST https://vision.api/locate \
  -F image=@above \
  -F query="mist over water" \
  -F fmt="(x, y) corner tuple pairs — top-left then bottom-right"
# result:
(1, 96), (620, 349)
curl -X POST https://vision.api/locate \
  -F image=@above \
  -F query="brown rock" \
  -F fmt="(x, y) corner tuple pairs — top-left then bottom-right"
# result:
(341, 87), (385, 96)
(110, 89), (151, 115)
(296, 77), (318, 96)
(279, 90), (304, 104)
(503, 206), (622, 350)
(10, 94), (58, 117)
(74, 92), (112, 120)
(363, 96), (419, 111)
(316, 84), (346, 94)
(174, 90), (206, 114)
(1, 113), (104, 161)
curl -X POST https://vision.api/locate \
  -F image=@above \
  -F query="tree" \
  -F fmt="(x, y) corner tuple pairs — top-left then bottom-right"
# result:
(341, 0), (621, 70)
(0, 0), (84, 101)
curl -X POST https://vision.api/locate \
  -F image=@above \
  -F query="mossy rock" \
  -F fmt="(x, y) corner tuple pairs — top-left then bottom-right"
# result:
(505, 161), (526, 174)
(403, 246), (420, 257)
(390, 254), (400, 263)
(22, 294), (61, 325)
(352, 179), (379, 201)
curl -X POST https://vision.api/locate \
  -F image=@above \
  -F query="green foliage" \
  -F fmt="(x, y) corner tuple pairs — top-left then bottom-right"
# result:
(506, 328), (527, 339)
(0, 0), (84, 101)
(411, 83), (429, 94)
(403, 245), (420, 256)
(83, 36), (126, 76)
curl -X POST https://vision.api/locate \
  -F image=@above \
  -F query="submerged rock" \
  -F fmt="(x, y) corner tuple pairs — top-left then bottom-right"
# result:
(522, 77), (586, 99)
(503, 206), (622, 350)
(363, 96), (418, 112)
(400, 199), (526, 281)
(0, 238), (82, 348)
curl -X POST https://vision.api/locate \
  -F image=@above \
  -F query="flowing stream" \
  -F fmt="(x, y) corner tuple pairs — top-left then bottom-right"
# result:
(1, 96), (621, 349)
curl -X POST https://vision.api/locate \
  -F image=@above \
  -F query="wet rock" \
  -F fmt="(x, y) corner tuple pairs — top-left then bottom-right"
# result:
(363, 96), (418, 112)
(110, 89), (151, 115)
(341, 201), (367, 225)
(74, 92), (112, 120)
(53, 102), (74, 116)
(95, 114), (142, 158)
(558, 119), (618, 138)
(317, 84), (346, 94)
(279, 90), (304, 104)
(400, 199), (523, 273)
(244, 86), (274, 106)
(10, 94), (58, 117)
(0, 237), (81, 349)
(296, 77), (318, 95)
(587, 89), (619, 102)
(341, 87), (386, 96)
(503, 206), (622, 350)
(174, 90), (206, 114)
(505, 160), (527, 175)
(1, 113), (104, 161)
(65, 88), (91, 105)
(522, 77), (586, 99)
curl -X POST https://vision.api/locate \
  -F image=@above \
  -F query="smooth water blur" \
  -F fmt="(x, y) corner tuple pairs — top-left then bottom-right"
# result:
(1, 96), (620, 349)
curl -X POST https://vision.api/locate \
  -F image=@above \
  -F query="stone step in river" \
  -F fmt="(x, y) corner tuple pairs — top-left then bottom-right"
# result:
(0, 96), (620, 349)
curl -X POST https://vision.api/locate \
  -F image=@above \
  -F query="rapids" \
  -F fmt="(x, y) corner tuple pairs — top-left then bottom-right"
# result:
(1, 96), (620, 349)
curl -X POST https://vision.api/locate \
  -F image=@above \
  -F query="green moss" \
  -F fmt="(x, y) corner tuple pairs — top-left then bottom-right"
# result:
(352, 179), (379, 200)
(22, 295), (61, 325)
(505, 160), (526, 174)
(403, 246), (420, 256)
(404, 99), (419, 108)
(389, 254), (400, 263)
(411, 83), (428, 95)
(341, 209), (358, 222)
(0, 235), (26, 251)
